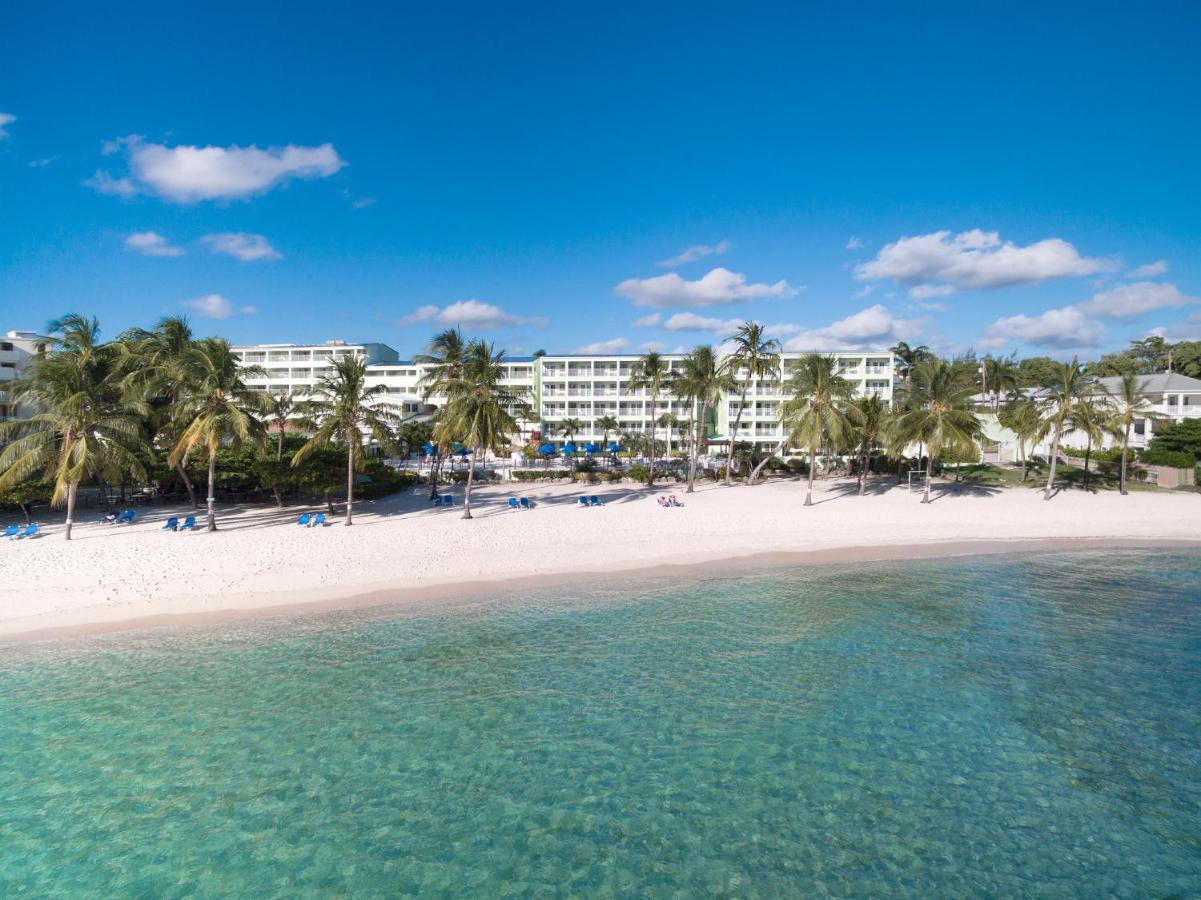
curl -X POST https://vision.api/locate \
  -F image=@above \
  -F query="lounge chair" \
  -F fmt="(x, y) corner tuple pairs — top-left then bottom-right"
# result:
(589, 495), (603, 506)
(14, 524), (38, 540)
(117, 509), (135, 525)
(430, 495), (444, 505)
(442, 495), (454, 506)
(297, 513), (312, 526)
(3, 524), (20, 539)
(578, 496), (590, 507)
(179, 515), (197, 531)
(519, 497), (533, 510)
(507, 497), (520, 510)
(162, 517), (179, 531)
(310, 512), (326, 527)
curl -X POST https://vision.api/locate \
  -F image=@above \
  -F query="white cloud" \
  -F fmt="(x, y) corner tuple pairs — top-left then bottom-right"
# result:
(979, 306), (1103, 350)
(657, 239), (730, 269)
(91, 137), (346, 202)
(351, 196), (376, 209)
(615, 267), (798, 309)
(846, 236), (864, 250)
(639, 341), (664, 352)
(1076, 281), (1195, 318)
(663, 313), (743, 333)
(181, 294), (256, 320)
(398, 300), (547, 329)
(0, 113), (15, 140)
(908, 283), (954, 300)
(577, 337), (630, 354)
(1149, 310), (1201, 341)
(781, 305), (921, 351)
(85, 170), (137, 198)
(28, 157), (58, 168)
(201, 232), (282, 262)
(853, 284), (874, 300)
(633, 313), (661, 327)
(855, 229), (1111, 293)
(124, 231), (184, 257)
(1129, 260), (1168, 278)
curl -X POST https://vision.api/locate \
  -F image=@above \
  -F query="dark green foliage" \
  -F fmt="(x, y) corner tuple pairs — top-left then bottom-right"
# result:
(1139, 448), (1197, 470)
(1146, 419), (1201, 461)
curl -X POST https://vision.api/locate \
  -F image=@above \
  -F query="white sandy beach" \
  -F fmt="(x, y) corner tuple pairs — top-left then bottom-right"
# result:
(1, 476), (1198, 640)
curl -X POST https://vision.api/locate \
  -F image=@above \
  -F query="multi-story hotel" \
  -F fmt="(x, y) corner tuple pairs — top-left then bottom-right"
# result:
(0, 331), (50, 422)
(229, 340), (899, 454)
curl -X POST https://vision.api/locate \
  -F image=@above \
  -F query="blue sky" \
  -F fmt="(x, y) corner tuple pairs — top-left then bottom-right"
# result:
(3, 2), (1199, 358)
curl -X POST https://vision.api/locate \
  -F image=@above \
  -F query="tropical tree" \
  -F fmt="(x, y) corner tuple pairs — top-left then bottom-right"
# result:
(594, 414), (619, 451)
(846, 394), (892, 495)
(292, 355), (398, 526)
(890, 358), (981, 504)
(890, 341), (933, 385)
(0, 315), (149, 540)
(1036, 357), (1094, 501)
(981, 353), (1021, 410)
(1103, 373), (1166, 495)
(1066, 395), (1105, 491)
(415, 328), (467, 499)
(779, 353), (857, 506)
(433, 340), (529, 519)
(558, 417), (582, 445)
(628, 351), (670, 486)
(119, 315), (201, 506)
(263, 392), (313, 507)
(721, 322), (781, 485)
(997, 393), (1041, 481)
(672, 345), (735, 493)
(657, 411), (680, 456)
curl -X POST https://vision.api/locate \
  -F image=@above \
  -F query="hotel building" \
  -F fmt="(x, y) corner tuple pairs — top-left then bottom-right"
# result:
(0, 331), (50, 422)
(229, 340), (899, 454)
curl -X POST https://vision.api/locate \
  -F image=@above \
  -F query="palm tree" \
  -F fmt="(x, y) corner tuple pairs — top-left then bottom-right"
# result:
(672, 345), (735, 493)
(890, 341), (933, 386)
(558, 416), (582, 445)
(434, 340), (529, 519)
(628, 351), (670, 486)
(1067, 395), (1105, 492)
(119, 315), (201, 507)
(1103, 373), (1166, 495)
(169, 339), (268, 531)
(846, 394), (891, 495)
(657, 412), (680, 455)
(780, 353), (857, 506)
(890, 358), (981, 504)
(1037, 357), (1094, 501)
(0, 315), (148, 540)
(416, 328), (468, 499)
(997, 393), (1041, 481)
(982, 353), (1021, 410)
(292, 355), (398, 526)
(595, 414), (619, 447)
(721, 322), (781, 485)
(264, 392), (313, 507)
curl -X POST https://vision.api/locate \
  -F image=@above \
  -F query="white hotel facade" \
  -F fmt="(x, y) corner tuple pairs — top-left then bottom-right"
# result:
(230, 340), (900, 454)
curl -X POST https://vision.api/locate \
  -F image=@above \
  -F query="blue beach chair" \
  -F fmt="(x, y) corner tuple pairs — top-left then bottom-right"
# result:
(519, 497), (533, 510)
(507, 497), (520, 510)
(311, 513), (326, 527)
(14, 524), (38, 540)
(4, 524), (20, 539)
(430, 495), (444, 506)
(578, 496), (590, 507)
(297, 513), (311, 526)
(589, 496), (604, 507)
(179, 515), (197, 531)
(441, 496), (454, 506)
(117, 508), (135, 525)
(162, 517), (179, 531)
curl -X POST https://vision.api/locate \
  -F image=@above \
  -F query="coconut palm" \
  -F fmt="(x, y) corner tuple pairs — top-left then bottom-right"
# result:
(0, 315), (148, 540)
(890, 341), (933, 385)
(1066, 395), (1105, 492)
(558, 416), (582, 445)
(1103, 373), (1167, 495)
(982, 353), (1021, 410)
(119, 315), (201, 506)
(264, 392), (313, 507)
(415, 328), (468, 499)
(721, 322), (781, 485)
(657, 412), (680, 455)
(1036, 357), (1094, 501)
(594, 414), (619, 446)
(292, 355), (398, 526)
(434, 340), (530, 519)
(628, 351), (670, 486)
(672, 345), (735, 493)
(780, 353), (857, 506)
(890, 358), (981, 504)
(997, 393), (1041, 481)
(846, 394), (891, 495)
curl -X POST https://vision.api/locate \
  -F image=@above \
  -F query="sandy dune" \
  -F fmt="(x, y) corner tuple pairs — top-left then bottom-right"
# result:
(1, 476), (1197, 639)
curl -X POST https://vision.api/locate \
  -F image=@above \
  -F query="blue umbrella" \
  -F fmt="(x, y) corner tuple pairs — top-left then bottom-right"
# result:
(421, 442), (435, 457)
(584, 442), (600, 455)
(562, 442), (578, 457)
(457, 448), (470, 458)
(608, 441), (623, 453)
(537, 442), (556, 456)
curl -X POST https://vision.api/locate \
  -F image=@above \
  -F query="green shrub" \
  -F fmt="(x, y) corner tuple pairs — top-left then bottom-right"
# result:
(1139, 448), (1197, 470)
(628, 464), (649, 483)
(512, 470), (570, 482)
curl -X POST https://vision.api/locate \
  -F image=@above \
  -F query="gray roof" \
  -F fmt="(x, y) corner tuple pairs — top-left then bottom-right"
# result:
(1095, 373), (1201, 393)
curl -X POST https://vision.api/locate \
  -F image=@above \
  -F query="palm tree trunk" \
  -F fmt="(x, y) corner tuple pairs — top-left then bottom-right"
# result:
(345, 442), (355, 526)
(64, 481), (77, 541)
(462, 446), (479, 519)
(646, 397), (657, 487)
(428, 451), (441, 499)
(1019, 440), (1028, 481)
(804, 445), (817, 506)
(177, 461), (199, 508)
(1083, 434), (1093, 492)
(686, 403), (704, 493)
(725, 388), (748, 486)
(273, 430), (285, 507)
(922, 453), (933, 504)
(1120, 425), (1130, 496)
(1043, 424), (1062, 501)
(748, 438), (788, 485)
(206, 452), (218, 531)
(858, 449), (867, 495)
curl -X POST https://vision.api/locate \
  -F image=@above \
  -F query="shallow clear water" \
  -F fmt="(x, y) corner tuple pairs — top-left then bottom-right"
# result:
(1, 550), (1199, 897)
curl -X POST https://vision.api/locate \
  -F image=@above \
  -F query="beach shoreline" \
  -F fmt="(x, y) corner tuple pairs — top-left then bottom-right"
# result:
(2, 477), (1198, 643)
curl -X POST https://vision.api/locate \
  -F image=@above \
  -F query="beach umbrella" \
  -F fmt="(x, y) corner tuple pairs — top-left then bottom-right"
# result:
(537, 442), (556, 456)
(584, 442), (600, 455)
(421, 442), (435, 457)
(457, 447), (470, 458)
(608, 441), (623, 453)
(562, 442), (578, 457)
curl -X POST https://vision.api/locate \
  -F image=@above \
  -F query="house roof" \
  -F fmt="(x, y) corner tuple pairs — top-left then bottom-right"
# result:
(1094, 373), (1201, 393)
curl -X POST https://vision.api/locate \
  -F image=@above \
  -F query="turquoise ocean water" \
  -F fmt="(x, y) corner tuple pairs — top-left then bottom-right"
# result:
(1, 549), (1199, 896)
